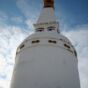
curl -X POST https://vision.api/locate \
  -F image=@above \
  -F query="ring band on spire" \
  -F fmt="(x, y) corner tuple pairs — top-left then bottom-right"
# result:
(43, 0), (54, 9)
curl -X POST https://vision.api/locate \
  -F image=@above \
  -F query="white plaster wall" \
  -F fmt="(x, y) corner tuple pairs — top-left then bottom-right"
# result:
(37, 8), (56, 24)
(11, 45), (80, 88)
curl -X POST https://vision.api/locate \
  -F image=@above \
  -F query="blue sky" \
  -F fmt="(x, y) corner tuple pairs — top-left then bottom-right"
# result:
(0, 0), (88, 88)
(0, 0), (88, 28)
(56, 0), (88, 26)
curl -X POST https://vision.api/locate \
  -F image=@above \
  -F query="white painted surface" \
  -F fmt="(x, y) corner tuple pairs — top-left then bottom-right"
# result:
(10, 2), (80, 88)
(37, 8), (56, 24)
(10, 32), (80, 88)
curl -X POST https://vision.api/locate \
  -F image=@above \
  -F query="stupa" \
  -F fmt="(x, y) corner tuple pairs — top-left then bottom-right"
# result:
(10, 0), (80, 88)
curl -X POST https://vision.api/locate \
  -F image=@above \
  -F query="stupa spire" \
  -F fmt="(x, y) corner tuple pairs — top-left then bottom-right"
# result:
(43, 0), (54, 9)
(34, 0), (58, 32)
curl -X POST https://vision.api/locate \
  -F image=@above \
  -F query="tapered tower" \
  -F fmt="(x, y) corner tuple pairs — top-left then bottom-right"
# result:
(10, 0), (80, 88)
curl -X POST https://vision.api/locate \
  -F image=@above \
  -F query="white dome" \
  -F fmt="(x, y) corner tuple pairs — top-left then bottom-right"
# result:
(11, 31), (80, 88)
(17, 31), (77, 59)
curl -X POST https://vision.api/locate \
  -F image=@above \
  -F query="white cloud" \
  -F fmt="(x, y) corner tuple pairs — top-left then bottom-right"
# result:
(0, 11), (8, 27)
(16, 0), (39, 21)
(0, 11), (8, 21)
(16, 0), (34, 18)
(11, 16), (23, 23)
(0, 80), (10, 88)
(25, 19), (34, 29)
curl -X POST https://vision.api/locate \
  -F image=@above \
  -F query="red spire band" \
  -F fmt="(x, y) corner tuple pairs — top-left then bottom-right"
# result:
(43, 0), (54, 9)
